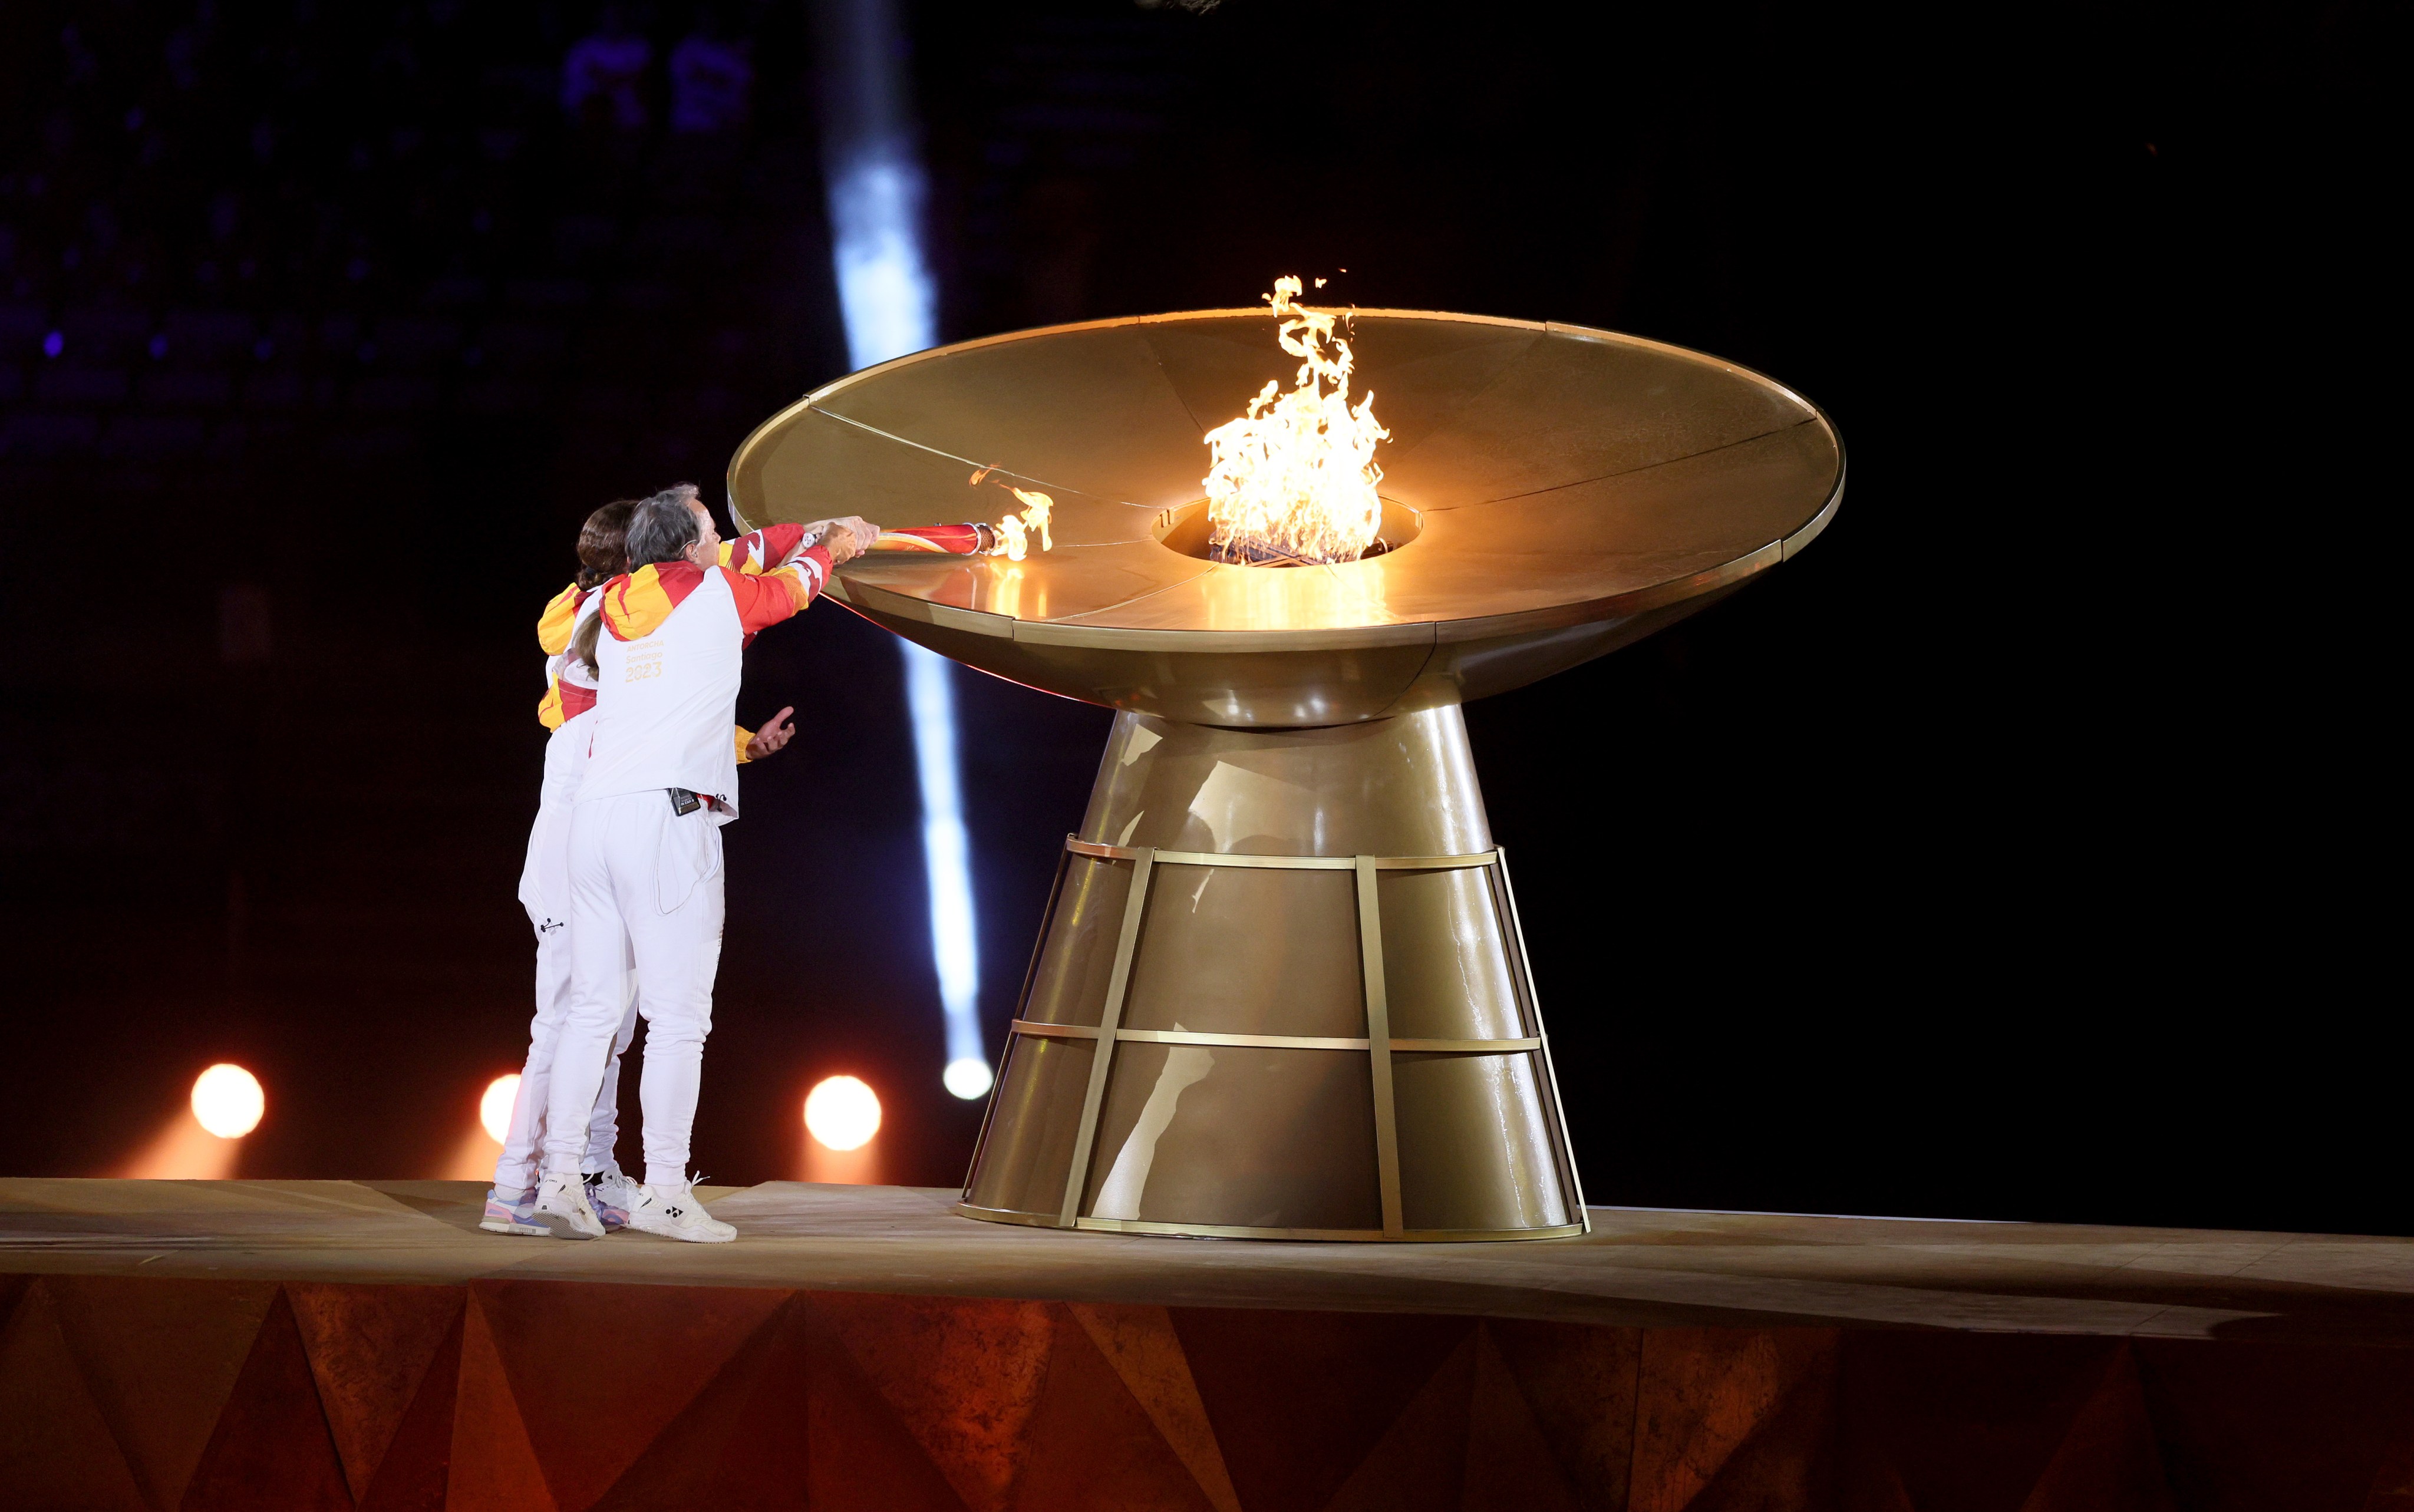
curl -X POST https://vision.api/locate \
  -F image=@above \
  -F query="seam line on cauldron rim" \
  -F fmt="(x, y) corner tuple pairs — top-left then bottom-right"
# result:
(1408, 415), (1828, 514)
(810, 408), (1169, 543)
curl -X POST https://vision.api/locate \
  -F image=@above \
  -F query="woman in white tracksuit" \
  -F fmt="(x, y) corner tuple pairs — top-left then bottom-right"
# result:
(483, 502), (647, 1235)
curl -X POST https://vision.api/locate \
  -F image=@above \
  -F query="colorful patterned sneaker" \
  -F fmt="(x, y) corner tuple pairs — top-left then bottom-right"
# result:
(479, 1185), (546, 1237)
(584, 1168), (641, 1231)
(532, 1172), (605, 1240)
(626, 1180), (737, 1244)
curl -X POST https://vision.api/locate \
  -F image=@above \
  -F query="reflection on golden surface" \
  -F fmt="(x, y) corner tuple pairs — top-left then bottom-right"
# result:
(981, 561), (1048, 622)
(1195, 557), (1389, 633)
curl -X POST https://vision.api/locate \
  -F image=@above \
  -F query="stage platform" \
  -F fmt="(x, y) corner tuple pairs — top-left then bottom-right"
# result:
(6, 1180), (2414, 1508)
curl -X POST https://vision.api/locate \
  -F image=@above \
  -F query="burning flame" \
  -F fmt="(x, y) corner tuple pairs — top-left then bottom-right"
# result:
(969, 469), (1055, 562)
(1202, 277), (1390, 566)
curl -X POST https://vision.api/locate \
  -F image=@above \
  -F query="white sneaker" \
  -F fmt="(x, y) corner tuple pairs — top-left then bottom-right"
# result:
(585, 1168), (642, 1231)
(532, 1173), (605, 1240)
(626, 1180), (736, 1244)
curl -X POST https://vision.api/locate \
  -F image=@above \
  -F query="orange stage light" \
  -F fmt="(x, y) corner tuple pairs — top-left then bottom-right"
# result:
(480, 1074), (521, 1143)
(805, 1076), (880, 1151)
(122, 1064), (262, 1178)
(802, 1076), (882, 1186)
(190, 1064), (263, 1138)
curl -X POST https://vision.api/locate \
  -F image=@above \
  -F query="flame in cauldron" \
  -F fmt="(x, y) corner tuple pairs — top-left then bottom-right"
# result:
(1202, 277), (1390, 566)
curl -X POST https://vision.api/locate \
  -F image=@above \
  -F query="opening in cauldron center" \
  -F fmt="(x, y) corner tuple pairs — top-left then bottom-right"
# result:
(1151, 498), (1423, 567)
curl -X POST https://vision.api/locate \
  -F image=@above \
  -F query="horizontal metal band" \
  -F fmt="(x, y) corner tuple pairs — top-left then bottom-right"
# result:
(1119, 1027), (1370, 1051)
(955, 1201), (1588, 1244)
(1064, 837), (1496, 871)
(952, 1201), (1076, 1231)
(1011, 1019), (1103, 1040)
(1010, 1020), (1542, 1054)
(1071, 1215), (1592, 1243)
(1391, 1036), (1544, 1053)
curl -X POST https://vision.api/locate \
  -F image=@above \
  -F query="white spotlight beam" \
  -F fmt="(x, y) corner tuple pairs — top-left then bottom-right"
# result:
(813, 0), (992, 1100)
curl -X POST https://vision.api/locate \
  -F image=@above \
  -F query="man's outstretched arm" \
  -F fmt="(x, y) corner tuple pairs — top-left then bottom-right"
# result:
(721, 519), (872, 634)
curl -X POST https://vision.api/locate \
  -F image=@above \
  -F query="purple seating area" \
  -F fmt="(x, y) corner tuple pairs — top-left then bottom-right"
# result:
(0, 4), (833, 481)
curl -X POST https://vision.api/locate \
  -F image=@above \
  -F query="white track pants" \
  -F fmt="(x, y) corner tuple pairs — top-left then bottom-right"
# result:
(491, 922), (638, 1193)
(545, 790), (724, 1187)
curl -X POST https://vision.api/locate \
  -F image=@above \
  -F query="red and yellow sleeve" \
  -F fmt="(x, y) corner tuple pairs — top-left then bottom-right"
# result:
(722, 544), (832, 634)
(717, 523), (806, 575)
(734, 725), (755, 764)
(537, 678), (566, 730)
(536, 583), (582, 654)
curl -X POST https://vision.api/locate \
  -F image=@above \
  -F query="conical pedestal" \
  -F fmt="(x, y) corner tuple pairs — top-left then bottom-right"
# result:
(958, 704), (1588, 1241)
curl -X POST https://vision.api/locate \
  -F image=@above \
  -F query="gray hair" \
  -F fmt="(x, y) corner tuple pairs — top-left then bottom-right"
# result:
(625, 483), (704, 567)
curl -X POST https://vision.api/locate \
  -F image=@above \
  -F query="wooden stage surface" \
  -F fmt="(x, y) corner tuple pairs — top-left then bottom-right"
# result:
(4, 1178), (2412, 1343)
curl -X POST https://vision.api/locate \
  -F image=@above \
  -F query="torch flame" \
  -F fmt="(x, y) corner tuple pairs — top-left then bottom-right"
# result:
(1007, 487), (1053, 552)
(965, 473), (1056, 562)
(1201, 277), (1390, 566)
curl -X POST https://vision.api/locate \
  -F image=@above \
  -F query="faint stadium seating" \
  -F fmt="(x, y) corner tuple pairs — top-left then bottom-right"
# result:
(138, 369), (234, 407)
(372, 315), (463, 367)
(57, 307), (151, 365)
(0, 305), (48, 362)
(159, 310), (257, 365)
(1, 413), (101, 456)
(37, 367), (130, 405)
(101, 414), (207, 458)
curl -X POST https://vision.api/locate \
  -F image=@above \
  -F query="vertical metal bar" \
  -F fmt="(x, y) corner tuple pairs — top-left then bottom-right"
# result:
(1494, 847), (1589, 1230)
(1018, 843), (1074, 1020)
(958, 843), (1074, 1197)
(1357, 856), (1404, 1239)
(1059, 848), (1153, 1226)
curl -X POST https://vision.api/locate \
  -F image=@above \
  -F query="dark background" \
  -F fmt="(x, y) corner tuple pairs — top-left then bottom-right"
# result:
(0, 3), (2386, 1229)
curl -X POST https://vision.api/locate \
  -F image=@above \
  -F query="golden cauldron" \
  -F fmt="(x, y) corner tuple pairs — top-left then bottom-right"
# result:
(730, 309), (1842, 1240)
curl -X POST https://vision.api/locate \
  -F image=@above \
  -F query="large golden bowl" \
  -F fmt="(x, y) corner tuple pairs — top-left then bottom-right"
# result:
(731, 309), (1841, 728)
(731, 310), (1842, 1242)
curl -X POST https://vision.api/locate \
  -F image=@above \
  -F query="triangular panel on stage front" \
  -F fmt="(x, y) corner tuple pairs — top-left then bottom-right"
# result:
(474, 1276), (789, 1510)
(1012, 1305), (1220, 1512)
(41, 1273), (277, 1511)
(595, 1292), (815, 1511)
(2020, 1343), (2175, 1512)
(358, 1293), (465, 1512)
(1463, 1324), (1587, 1512)
(1628, 1328), (1838, 1512)
(179, 1286), (352, 1511)
(288, 1280), (465, 1503)
(1486, 1319), (1643, 1510)
(817, 1290), (1056, 1512)
(449, 1286), (559, 1512)
(803, 1295), (978, 1511)
(1069, 1302), (1242, 1512)
(1171, 1306), (1478, 1512)
(0, 1279), (150, 1511)
(1320, 1328), (1480, 1512)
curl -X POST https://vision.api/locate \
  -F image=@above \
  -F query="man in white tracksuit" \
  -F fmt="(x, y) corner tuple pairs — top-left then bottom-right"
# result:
(533, 484), (870, 1243)
(484, 503), (803, 1237)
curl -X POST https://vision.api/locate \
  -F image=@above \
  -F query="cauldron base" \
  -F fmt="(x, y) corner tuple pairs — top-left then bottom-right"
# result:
(959, 705), (1587, 1241)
